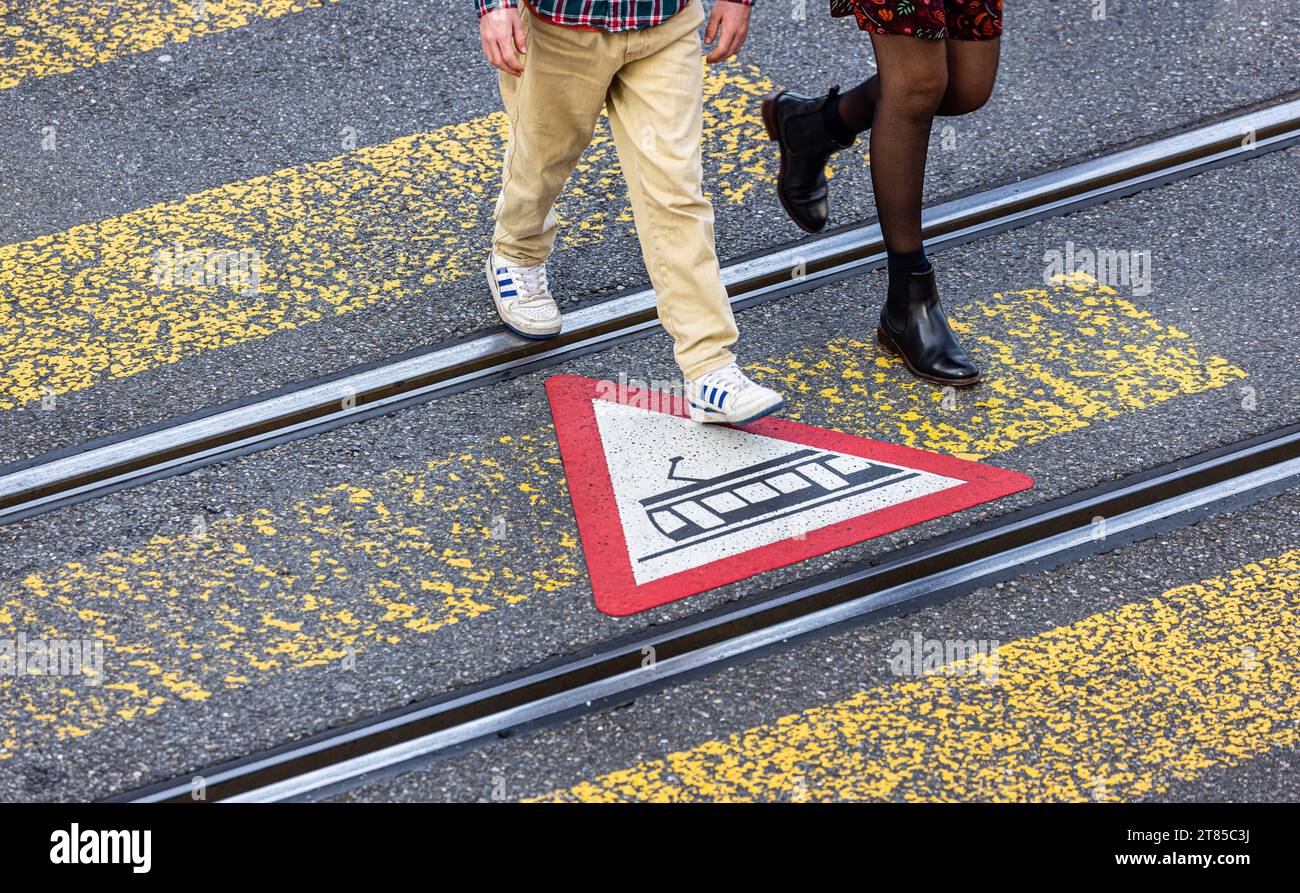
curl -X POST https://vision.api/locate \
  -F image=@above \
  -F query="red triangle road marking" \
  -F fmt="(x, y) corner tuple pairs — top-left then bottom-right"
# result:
(547, 375), (1034, 617)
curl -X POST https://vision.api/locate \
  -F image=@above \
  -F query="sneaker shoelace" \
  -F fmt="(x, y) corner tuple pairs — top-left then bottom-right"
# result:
(697, 365), (755, 408)
(507, 263), (550, 307)
(703, 364), (750, 394)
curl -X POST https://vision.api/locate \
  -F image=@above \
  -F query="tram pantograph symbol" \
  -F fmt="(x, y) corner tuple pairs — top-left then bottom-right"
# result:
(547, 375), (1034, 616)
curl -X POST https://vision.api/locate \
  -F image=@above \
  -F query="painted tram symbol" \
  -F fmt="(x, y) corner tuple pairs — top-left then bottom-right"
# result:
(639, 448), (920, 556)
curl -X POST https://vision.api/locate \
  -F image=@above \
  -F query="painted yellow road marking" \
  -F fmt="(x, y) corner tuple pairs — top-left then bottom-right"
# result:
(0, 63), (782, 411)
(0, 275), (1245, 760)
(538, 546), (1300, 802)
(755, 277), (1244, 460)
(0, 1), (339, 92)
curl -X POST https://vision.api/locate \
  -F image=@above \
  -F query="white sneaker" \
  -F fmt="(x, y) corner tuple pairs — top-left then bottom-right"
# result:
(687, 363), (785, 425)
(487, 253), (562, 339)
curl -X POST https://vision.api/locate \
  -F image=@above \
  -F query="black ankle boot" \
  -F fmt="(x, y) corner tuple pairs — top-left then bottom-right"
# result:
(761, 88), (854, 234)
(876, 267), (981, 386)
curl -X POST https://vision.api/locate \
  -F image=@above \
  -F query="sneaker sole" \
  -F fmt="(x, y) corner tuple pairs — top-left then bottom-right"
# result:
(501, 320), (561, 342)
(486, 257), (561, 341)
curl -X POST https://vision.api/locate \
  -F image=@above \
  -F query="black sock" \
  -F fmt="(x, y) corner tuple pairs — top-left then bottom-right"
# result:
(822, 91), (858, 147)
(886, 248), (931, 275)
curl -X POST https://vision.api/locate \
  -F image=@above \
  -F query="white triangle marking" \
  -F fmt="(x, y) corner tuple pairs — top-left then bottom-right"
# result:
(592, 399), (964, 586)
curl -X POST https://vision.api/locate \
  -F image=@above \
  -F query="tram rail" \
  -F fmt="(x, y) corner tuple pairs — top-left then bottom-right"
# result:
(109, 423), (1300, 802)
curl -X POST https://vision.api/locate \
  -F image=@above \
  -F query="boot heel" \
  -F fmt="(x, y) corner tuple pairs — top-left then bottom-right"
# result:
(875, 325), (900, 357)
(761, 93), (782, 142)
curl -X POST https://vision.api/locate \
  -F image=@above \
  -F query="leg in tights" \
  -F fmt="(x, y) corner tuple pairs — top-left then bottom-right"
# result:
(832, 72), (879, 136)
(834, 37), (1001, 134)
(866, 33), (948, 257)
(832, 36), (1000, 257)
(827, 35), (1000, 386)
(937, 38), (1000, 116)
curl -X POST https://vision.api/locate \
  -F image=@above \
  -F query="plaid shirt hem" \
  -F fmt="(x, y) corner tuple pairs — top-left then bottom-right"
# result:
(476, 0), (754, 32)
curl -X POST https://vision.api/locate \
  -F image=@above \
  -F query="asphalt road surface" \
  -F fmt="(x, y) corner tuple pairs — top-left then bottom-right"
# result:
(0, 0), (1296, 804)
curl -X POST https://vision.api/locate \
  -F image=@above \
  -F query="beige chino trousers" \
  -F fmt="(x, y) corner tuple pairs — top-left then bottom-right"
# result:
(492, 1), (738, 380)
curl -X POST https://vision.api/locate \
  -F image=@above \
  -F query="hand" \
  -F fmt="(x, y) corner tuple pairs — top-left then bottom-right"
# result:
(703, 1), (751, 64)
(480, 6), (526, 77)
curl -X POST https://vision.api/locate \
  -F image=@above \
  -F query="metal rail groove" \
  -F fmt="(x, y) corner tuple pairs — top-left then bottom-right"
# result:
(2, 97), (1299, 526)
(108, 423), (1300, 803)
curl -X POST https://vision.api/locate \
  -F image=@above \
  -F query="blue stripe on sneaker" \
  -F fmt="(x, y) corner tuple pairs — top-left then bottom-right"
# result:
(499, 289), (517, 297)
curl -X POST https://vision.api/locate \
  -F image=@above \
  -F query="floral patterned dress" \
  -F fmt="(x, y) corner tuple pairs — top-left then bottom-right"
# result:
(829, 0), (1003, 41)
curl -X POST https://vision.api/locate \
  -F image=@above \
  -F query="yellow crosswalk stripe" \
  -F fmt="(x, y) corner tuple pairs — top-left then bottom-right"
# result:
(0, 274), (1244, 760)
(0, 64), (780, 411)
(0, 1), (339, 92)
(538, 546), (1300, 802)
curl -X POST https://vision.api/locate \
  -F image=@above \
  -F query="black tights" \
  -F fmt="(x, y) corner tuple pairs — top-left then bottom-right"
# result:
(835, 35), (1000, 257)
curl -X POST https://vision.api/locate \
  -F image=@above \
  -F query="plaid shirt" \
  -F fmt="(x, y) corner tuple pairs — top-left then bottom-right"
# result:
(476, 0), (752, 33)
